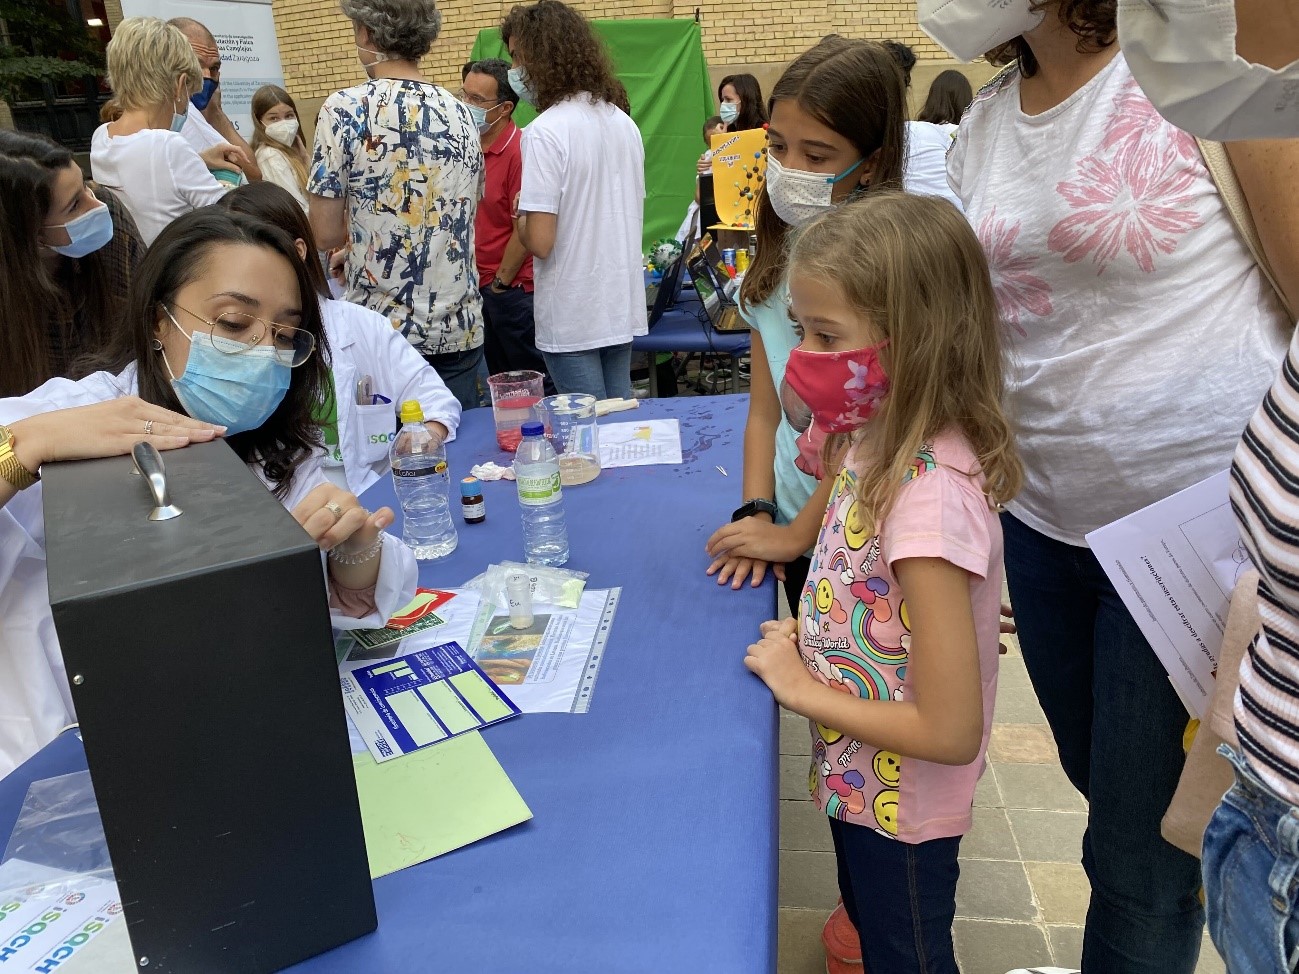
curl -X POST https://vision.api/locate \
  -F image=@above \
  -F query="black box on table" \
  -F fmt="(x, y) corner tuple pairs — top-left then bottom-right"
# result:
(41, 440), (375, 973)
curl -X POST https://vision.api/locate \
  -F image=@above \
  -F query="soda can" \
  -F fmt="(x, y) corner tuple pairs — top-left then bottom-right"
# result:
(722, 247), (736, 269)
(735, 249), (749, 273)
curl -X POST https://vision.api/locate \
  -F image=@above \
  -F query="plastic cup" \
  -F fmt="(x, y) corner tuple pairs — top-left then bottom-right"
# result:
(488, 370), (545, 452)
(540, 394), (601, 486)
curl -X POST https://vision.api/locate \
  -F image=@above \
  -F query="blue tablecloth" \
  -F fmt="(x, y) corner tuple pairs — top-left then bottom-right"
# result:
(0, 396), (779, 974)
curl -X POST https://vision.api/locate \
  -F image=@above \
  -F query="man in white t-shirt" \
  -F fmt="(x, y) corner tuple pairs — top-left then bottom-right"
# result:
(168, 17), (261, 182)
(503, 0), (647, 401)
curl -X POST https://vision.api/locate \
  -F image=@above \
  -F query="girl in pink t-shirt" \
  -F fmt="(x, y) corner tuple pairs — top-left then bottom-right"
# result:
(745, 192), (1021, 973)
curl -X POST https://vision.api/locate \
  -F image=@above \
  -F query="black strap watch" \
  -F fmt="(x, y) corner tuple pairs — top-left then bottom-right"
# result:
(731, 498), (778, 522)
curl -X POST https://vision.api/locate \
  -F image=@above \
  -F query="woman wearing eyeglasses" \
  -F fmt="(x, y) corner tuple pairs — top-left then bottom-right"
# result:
(0, 206), (418, 777)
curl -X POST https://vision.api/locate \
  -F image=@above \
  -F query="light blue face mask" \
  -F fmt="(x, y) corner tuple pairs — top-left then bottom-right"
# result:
(719, 102), (739, 125)
(170, 104), (188, 133)
(163, 309), (291, 435)
(47, 200), (114, 259)
(507, 65), (536, 106)
(465, 102), (497, 135)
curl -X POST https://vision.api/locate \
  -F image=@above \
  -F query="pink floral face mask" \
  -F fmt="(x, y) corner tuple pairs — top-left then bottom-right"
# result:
(780, 341), (890, 436)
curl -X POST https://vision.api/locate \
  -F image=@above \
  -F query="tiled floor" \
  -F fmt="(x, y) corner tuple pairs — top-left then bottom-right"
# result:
(776, 629), (1227, 974)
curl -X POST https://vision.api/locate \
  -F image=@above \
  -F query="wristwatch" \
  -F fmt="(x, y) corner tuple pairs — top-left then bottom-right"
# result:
(0, 424), (39, 491)
(731, 498), (777, 522)
(490, 277), (512, 292)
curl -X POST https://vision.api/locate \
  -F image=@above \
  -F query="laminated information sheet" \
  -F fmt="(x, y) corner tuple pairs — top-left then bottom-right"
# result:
(343, 588), (621, 717)
(341, 641), (520, 763)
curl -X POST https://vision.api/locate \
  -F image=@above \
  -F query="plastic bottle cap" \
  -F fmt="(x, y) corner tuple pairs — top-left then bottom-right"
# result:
(400, 399), (425, 424)
(460, 477), (481, 496)
(520, 421), (544, 437)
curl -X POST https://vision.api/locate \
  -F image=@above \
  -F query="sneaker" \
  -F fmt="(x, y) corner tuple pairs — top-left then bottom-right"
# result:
(821, 902), (862, 972)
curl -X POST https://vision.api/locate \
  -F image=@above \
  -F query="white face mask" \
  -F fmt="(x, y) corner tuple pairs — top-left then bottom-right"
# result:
(264, 118), (299, 147)
(356, 45), (395, 77)
(764, 155), (862, 227)
(1119, 0), (1299, 141)
(917, 0), (1045, 62)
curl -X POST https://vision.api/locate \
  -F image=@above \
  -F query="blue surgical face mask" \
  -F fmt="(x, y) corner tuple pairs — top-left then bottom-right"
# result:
(170, 103), (188, 133)
(46, 199), (114, 258)
(191, 77), (218, 111)
(162, 309), (291, 435)
(507, 65), (536, 106)
(719, 102), (739, 125)
(464, 101), (503, 135)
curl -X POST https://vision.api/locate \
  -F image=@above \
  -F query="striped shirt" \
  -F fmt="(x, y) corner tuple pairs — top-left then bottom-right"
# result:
(1232, 328), (1299, 806)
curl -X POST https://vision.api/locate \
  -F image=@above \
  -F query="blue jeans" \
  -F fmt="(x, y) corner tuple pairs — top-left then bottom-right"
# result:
(1204, 746), (1299, 974)
(829, 817), (960, 973)
(1002, 513), (1204, 973)
(542, 343), (633, 400)
(423, 345), (485, 410)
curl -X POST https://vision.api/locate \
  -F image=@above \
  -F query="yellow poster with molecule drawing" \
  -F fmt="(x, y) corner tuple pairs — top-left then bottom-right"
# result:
(709, 128), (767, 230)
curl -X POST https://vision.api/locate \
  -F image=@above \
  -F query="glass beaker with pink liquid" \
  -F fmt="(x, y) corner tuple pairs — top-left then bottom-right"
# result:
(488, 370), (545, 452)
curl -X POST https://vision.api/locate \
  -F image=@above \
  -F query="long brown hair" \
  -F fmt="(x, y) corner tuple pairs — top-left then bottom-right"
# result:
(740, 37), (906, 309)
(500, 0), (629, 114)
(250, 85), (309, 192)
(789, 193), (1022, 533)
(0, 131), (125, 397)
(718, 73), (766, 131)
(987, 0), (1116, 77)
(918, 70), (974, 125)
(84, 208), (329, 496)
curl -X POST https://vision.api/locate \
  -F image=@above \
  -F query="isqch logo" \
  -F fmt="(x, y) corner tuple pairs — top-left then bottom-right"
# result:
(0, 907), (66, 962)
(30, 916), (108, 973)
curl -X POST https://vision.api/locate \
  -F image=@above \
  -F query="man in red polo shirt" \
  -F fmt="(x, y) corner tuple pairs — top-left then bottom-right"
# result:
(461, 59), (553, 391)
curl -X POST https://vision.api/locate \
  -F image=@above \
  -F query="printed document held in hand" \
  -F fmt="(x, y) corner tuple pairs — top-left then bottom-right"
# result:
(1086, 470), (1248, 718)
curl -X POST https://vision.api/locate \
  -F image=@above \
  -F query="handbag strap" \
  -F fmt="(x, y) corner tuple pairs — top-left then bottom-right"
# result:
(1196, 138), (1296, 322)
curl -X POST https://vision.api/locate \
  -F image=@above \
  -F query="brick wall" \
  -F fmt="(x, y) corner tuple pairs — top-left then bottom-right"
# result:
(269, 0), (990, 113)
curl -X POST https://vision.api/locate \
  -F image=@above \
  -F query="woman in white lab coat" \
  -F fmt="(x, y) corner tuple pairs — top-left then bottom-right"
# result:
(220, 182), (462, 496)
(0, 207), (418, 777)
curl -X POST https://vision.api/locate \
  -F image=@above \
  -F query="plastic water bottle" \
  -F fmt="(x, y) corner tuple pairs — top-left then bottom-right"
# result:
(513, 421), (569, 566)
(390, 399), (458, 560)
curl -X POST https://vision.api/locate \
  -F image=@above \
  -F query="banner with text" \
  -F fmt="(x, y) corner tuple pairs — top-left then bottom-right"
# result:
(119, 0), (284, 139)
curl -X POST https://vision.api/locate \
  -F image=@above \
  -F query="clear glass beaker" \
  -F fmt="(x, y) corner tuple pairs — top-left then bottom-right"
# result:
(540, 394), (601, 486)
(488, 370), (545, 452)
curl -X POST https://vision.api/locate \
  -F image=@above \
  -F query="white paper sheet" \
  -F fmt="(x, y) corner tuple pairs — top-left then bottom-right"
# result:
(598, 419), (683, 467)
(1086, 471), (1247, 717)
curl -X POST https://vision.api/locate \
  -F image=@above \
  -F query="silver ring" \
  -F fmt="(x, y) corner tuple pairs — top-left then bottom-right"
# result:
(143, 420), (154, 435)
(324, 501), (345, 519)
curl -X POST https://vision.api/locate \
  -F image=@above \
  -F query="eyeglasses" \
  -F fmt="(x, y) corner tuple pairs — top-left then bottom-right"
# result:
(169, 304), (316, 367)
(457, 88), (503, 109)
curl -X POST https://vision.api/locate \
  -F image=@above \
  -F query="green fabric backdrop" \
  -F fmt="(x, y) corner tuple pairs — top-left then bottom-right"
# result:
(470, 19), (713, 252)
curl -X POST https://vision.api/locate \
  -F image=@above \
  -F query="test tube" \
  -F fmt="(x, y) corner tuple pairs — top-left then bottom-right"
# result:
(506, 572), (534, 630)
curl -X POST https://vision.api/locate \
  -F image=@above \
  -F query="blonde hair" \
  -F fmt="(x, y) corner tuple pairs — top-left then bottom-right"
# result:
(250, 85), (309, 191)
(788, 192), (1022, 535)
(106, 18), (201, 112)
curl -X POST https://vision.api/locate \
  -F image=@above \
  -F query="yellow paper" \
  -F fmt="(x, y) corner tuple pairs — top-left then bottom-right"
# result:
(709, 128), (768, 229)
(352, 730), (532, 879)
